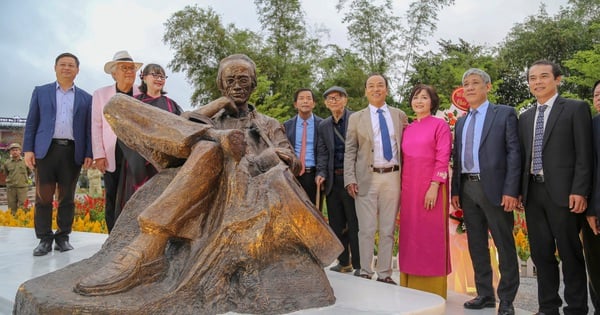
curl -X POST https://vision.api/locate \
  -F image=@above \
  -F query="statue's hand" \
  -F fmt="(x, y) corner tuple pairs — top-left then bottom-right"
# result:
(274, 148), (302, 175)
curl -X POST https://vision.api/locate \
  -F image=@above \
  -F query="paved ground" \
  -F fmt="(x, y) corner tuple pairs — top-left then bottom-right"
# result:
(1, 198), (594, 314)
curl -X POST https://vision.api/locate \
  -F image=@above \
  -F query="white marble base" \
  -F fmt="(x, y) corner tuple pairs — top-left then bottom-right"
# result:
(0, 227), (531, 315)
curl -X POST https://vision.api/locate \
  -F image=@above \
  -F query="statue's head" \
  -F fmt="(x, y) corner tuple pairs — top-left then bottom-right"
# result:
(217, 54), (257, 106)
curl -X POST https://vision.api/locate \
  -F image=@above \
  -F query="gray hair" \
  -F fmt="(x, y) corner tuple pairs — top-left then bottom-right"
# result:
(462, 68), (491, 84)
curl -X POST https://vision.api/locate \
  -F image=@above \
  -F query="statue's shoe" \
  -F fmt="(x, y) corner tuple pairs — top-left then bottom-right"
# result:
(74, 247), (166, 296)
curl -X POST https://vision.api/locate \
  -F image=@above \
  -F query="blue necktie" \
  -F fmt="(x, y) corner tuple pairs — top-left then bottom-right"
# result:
(532, 105), (548, 174)
(377, 109), (393, 161)
(464, 109), (478, 171)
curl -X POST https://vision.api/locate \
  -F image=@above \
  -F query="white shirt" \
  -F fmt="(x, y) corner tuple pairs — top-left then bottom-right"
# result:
(369, 104), (398, 167)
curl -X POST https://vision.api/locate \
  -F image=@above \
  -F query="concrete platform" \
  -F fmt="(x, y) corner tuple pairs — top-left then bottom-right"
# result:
(0, 227), (531, 315)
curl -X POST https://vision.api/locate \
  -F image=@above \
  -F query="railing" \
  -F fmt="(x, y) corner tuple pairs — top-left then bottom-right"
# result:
(0, 117), (26, 129)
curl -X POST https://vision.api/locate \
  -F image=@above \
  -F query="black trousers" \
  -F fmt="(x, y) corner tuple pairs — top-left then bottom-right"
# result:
(296, 170), (323, 206)
(525, 180), (588, 315)
(104, 143), (123, 233)
(582, 221), (600, 315)
(326, 174), (360, 268)
(460, 178), (519, 302)
(34, 142), (81, 242)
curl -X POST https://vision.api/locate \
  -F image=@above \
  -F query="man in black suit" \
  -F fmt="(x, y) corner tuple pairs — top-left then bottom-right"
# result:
(518, 60), (592, 315)
(316, 86), (360, 275)
(451, 68), (520, 315)
(284, 88), (322, 204)
(584, 79), (600, 315)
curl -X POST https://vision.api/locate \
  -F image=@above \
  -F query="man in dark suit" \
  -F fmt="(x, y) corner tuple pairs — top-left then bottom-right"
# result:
(451, 68), (520, 315)
(316, 86), (360, 275)
(583, 79), (600, 315)
(23, 52), (93, 256)
(284, 88), (322, 205)
(518, 60), (592, 315)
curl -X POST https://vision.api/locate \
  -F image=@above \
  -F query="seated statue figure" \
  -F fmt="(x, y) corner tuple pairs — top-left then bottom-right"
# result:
(72, 54), (342, 312)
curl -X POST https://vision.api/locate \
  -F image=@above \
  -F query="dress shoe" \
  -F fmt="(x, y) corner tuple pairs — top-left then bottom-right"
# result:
(353, 269), (361, 276)
(497, 300), (515, 315)
(376, 276), (397, 285)
(54, 239), (74, 252)
(33, 240), (53, 256)
(463, 295), (496, 309)
(329, 263), (353, 273)
(74, 246), (167, 296)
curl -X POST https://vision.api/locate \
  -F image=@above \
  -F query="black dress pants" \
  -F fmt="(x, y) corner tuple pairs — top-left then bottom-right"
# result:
(104, 143), (123, 233)
(582, 221), (600, 315)
(460, 178), (519, 302)
(34, 142), (81, 242)
(525, 180), (588, 315)
(296, 168), (322, 206)
(326, 174), (360, 268)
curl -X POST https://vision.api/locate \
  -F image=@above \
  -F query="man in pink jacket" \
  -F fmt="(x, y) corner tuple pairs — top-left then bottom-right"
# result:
(92, 50), (142, 232)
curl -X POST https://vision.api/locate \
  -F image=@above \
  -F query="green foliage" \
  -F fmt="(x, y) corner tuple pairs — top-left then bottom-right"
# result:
(163, 5), (263, 107)
(497, 2), (600, 103)
(404, 39), (497, 109)
(337, 0), (402, 75)
(253, 0), (323, 119)
(564, 44), (600, 90)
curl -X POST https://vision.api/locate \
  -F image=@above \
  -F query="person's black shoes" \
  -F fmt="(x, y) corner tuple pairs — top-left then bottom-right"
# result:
(54, 239), (74, 252)
(497, 300), (515, 315)
(463, 295), (496, 309)
(33, 239), (53, 256)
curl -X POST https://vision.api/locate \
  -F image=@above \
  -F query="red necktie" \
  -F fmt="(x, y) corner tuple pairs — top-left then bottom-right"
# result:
(299, 120), (307, 175)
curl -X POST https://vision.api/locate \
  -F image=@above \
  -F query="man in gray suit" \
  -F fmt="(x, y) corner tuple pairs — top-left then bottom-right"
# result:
(344, 74), (408, 284)
(316, 86), (359, 275)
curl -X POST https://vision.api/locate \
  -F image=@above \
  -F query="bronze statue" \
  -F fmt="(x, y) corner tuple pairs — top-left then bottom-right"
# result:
(12, 54), (343, 314)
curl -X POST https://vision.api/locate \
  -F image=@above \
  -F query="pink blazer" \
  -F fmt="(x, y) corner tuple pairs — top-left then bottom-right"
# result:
(91, 84), (140, 172)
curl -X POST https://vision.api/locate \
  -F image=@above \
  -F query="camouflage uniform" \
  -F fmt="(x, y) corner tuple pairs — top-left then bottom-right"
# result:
(2, 156), (31, 213)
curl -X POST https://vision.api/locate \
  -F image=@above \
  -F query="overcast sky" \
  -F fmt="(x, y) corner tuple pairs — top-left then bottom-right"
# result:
(0, 0), (568, 118)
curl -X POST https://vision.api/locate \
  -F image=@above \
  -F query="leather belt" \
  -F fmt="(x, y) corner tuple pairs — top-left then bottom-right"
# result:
(334, 169), (344, 175)
(531, 174), (545, 183)
(462, 173), (481, 181)
(52, 139), (74, 146)
(372, 165), (399, 173)
(303, 167), (316, 174)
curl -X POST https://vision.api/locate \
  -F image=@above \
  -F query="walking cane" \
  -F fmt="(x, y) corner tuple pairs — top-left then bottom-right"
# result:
(315, 181), (322, 215)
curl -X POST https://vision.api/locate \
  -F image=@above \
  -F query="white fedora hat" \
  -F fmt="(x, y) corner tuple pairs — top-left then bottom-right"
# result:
(103, 50), (143, 74)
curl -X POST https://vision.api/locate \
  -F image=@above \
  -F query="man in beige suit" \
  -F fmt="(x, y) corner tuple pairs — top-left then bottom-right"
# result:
(344, 73), (408, 284)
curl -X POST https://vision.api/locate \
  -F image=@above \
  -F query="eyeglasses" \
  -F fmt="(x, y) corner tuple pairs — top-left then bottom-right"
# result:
(147, 72), (168, 80)
(325, 96), (345, 102)
(118, 65), (136, 72)
(224, 76), (251, 87)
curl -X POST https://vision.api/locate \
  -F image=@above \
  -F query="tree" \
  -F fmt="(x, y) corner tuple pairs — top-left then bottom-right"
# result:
(496, 2), (600, 105)
(336, 0), (402, 76)
(163, 5), (262, 107)
(404, 39), (497, 114)
(563, 44), (600, 105)
(314, 44), (369, 114)
(253, 0), (323, 119)
(399, 0), (455, 94)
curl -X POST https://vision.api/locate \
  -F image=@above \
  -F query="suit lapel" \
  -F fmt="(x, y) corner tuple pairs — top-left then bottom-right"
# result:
(363, 109), (374, 145)
(49, 83), (57, 113)
(455, 115), (466, 157)
(543, 97), (564, 147)
(479, 104), (497, 147)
